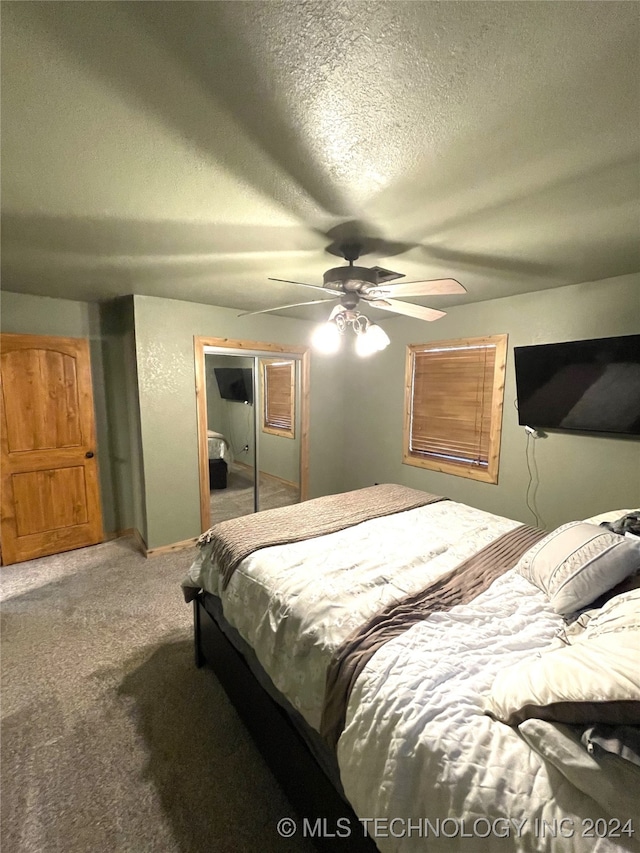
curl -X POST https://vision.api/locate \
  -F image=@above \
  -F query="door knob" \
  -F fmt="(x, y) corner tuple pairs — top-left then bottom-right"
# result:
(85, 451), (94, 458)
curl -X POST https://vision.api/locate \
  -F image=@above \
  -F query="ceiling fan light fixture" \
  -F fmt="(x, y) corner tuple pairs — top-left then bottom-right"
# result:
(363, 323), (391, 351)
(312, 308), (391, 357)
(354, 331), (378, 357)
(354, 321), (390, 357)
(311, 320), (341, 354)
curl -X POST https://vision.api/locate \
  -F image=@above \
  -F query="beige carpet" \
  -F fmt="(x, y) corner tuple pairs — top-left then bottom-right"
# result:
(1, 538), (316, 853)
(210, 463), (300, 525)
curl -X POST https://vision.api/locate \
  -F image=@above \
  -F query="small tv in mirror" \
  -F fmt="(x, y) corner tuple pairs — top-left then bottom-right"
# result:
(214, 367), (253, 404)
(514, 334), (640, 436)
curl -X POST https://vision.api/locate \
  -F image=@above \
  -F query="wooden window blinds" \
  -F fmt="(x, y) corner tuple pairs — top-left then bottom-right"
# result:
(403, 335), (507, 483)
(261, 359), (295, 438)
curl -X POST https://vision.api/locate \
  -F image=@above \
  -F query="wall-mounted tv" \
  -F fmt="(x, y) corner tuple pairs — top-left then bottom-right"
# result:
(514, 334), (640, 436)
(213, 367), (253, 404)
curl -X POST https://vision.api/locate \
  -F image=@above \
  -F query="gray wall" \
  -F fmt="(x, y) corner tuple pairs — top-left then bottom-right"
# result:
(259, 427), (300, 486)
(132, 295), (347, 549)
(1, 291), (94, 337)
(0, 291), (121, 534)
(98, 298), (146, 539)
(341, 273), (640, 528)
(6, 274), (637, 554)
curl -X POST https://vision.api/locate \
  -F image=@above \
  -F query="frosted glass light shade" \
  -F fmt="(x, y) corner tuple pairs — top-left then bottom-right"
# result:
(366, 324), (391, 350)
(356, 323), (391, 356)
(311, 321), (341, 353)
(355, 331), (378, 357)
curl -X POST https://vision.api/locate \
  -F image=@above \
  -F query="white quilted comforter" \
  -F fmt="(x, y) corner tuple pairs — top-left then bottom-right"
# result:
(184, 499), (639, 853)
(185, 499), (518, 728)
(207, 430), (233, 463)
(338, 569), (638, 853)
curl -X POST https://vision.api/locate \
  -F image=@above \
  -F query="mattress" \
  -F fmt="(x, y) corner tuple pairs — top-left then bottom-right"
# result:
(200, 591), (346, 795)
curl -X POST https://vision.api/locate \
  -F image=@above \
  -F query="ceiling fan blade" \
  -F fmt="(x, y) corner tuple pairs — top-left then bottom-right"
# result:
(371, 278), (466, 298)
(238, 297), (339, 318)
(369, 299), (446, 322)
(268, 277), (331, 295)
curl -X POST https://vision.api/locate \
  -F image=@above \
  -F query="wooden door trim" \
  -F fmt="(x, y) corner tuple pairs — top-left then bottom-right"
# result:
(194, 337), (310, 534)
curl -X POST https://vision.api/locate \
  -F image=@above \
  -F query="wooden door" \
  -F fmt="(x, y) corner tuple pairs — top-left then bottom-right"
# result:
(0, 334), (104, 564)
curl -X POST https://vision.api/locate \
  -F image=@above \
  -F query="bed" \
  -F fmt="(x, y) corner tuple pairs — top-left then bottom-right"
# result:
(207, 429), (232, 490)
(182, 485), (640, 853)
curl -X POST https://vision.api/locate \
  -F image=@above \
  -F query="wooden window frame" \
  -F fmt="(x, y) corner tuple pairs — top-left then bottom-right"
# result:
(403, 334), (508, 484)
(260, 358), (295, 439)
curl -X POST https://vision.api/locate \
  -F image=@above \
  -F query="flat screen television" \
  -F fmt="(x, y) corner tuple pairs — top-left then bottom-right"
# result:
(514, 334), (640, 436)
(213, 367), (253, 404)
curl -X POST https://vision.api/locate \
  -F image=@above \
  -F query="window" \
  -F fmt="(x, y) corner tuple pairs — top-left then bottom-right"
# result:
(403, 334), (508, 484)
(261, 358), (295, 438)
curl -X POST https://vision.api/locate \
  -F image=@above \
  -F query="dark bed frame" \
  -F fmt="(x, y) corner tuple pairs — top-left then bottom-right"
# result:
(194, 596), (378, 853)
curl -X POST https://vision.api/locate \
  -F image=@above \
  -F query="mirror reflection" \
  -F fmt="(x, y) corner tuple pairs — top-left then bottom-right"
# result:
(258, 358), (300, 513)
(204, 352), (300, 524)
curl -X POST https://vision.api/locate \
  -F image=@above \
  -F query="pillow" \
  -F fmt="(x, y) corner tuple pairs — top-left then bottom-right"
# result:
(582, 509), (636, 526)
(581, 723), (640, 767)
(600, 513), (640, 537)
(518, 719), (640, 821)
(554, 607), (597, 646)
(484, 590), (640, 727)
(516, 520), (640, 614)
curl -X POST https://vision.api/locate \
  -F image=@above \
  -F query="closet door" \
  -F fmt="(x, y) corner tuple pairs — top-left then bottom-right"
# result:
(196, 337), (308, 534)
(204, 354), (256, 525)
(256, 357), (301, 513)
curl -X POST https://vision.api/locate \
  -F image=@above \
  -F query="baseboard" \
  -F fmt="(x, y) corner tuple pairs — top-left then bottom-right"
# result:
(233, 460), (298, 490)
(104, 527), (135, 542)
(145, 536), (198, 558)
(259, 470), (298, 490)
(104, 527), (147, 556)
(131, 528), (148, 556)
(106, 529), (197, 559)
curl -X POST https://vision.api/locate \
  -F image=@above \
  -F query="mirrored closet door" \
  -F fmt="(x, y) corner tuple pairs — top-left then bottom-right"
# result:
(256, 357), (301, 518)
(204, 353), (257, 525)
(195, 338), (309, 531)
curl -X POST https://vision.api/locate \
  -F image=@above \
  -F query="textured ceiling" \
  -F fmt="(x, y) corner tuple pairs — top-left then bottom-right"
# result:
(2, 1), (639, 322)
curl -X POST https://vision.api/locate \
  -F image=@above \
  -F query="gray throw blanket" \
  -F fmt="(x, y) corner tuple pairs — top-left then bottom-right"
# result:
(320, 523), (548, 750)
(197, 484), (447, 590)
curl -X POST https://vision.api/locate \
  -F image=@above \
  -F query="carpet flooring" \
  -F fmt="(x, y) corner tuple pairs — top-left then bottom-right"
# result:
(1, 538), (316, 853)
(210, 464), (300, 525)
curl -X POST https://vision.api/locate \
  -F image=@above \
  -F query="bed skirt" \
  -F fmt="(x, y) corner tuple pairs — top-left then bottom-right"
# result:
(194, 593), (378, 853)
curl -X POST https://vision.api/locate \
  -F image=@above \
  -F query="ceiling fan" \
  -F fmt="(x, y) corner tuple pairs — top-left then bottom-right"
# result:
(239, 240), (467, 355)
(240, 241), (467, 321)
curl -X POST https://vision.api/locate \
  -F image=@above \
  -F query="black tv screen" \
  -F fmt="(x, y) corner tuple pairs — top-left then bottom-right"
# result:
(514, 334), (640, 436)
(214, 367), (253, 404)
